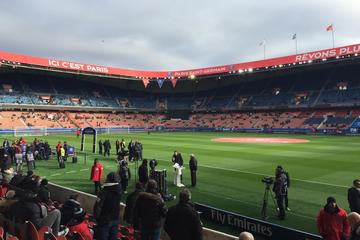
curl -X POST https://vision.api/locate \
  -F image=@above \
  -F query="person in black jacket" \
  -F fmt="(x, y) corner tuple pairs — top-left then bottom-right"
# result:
(138, 159), (148, 185)
(134, 141), (143, 161)
(164, 189), (203, 240)
(273, 166), (288, 220)
(123, 182), (144, 224)
(61, 195), (82, 226)
(348, 179), (360, 214)
(128, 140), (135, 162)
(172, 151), (183, 166)
(189, 154), (198, 187)
(149, 159), (158, 179)
(119, 161), (131, 193)
(172, 151), (184, 181)
(133, 180), (167, 240)
(115, 139), (120, 155)
(93, 172), (122, 240)
(98, 140), (103, 155)
(103, 140), (111, 157)
(37, 178), (53, 206)
(10, 181), (67, 236)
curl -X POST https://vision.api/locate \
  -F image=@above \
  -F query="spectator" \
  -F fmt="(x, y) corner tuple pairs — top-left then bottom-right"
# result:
(134, 141), (143, 161)
(90, 159), (104, 194)
(115, 139), (120, 155)
(134, 179), (167, 240)
(347, 212), (360, 240)
(76, 128), (81, 138)
(98, 140), (103, 155)
(172, 151), (184, 181)
(172, 151), (183, 167)
(317, 196), (350, 240)
(103, 140), (111, 157)
(123, 182), (144, 225)
(61, 195), (93, 240)
(138, 159), (148, 185)
(164, 189), (202, 240)
(120, 139), (126, 153)
(56, 141), (62, 160)
(9, 181), (68, 236)
(128, 140), (135, 161)
(348, 179), (360, 214)
(61, 195), (81, 225)
(239, 231), (255, 240)
(119, 161), (131, 194)
(189, 154), (198, 187)
(93, 172), (122, 240)
(37, 179), (53, 206)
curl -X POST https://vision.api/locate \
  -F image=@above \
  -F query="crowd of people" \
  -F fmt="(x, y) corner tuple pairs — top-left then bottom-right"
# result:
(271, 164), (360, 240)
(0, 109), (355, 132)
(5, 136), (360, 240)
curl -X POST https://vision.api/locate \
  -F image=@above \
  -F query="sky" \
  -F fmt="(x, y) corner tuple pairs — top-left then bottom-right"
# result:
(0, 0), (359, 71)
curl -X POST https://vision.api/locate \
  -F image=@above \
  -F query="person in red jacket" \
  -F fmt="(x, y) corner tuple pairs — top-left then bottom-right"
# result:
(76, 128), (81, 138)
(317, 196), (350, 240)
(90, 158), (104, 194)
(56, 141), (62, 161)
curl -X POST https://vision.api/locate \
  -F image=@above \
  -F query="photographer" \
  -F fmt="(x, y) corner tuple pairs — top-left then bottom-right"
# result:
(277, 166), (290, 211)
(272, 166), (288, 220)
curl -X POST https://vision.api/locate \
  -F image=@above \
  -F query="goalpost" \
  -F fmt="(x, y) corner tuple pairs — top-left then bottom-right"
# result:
(98, 125), (130, 134)
(13, 127), (48, 137)
(111, 125), (130, 134)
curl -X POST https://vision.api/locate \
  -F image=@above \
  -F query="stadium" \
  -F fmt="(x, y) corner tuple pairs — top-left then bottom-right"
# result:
(0, 39), (360, 240)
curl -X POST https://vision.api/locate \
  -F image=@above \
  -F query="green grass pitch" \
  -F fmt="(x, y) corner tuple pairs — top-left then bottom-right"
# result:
(3, 132), (360, 235)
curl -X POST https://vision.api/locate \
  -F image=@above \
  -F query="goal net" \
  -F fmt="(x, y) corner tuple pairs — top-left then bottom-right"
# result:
(14, 127), (48, 137)
(111, 126), (131, 134)
(97, 126), (130, 134)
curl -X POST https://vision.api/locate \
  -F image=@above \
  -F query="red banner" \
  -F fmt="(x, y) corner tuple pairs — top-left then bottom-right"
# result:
(0, 43), (359, 79)
(171, 78), (177, 88)
(142, 78), (150, 88)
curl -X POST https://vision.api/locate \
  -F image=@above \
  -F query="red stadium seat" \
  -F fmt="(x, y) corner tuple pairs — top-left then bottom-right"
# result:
(26, 221), (39, 240)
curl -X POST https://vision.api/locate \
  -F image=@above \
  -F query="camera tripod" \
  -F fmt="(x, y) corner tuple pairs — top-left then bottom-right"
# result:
(261, 183), (277, 220)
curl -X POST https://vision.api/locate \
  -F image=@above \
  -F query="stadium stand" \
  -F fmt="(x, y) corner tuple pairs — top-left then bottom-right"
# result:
(0, 45), (360, 134)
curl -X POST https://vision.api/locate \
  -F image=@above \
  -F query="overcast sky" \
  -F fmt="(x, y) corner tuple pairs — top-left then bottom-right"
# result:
(0, 0), (359, 71)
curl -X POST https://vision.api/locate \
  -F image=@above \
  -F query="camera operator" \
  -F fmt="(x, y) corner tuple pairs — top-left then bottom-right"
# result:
(272, 166), (288, 220)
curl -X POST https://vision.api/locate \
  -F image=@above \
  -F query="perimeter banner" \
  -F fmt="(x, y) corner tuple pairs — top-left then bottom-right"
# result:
(0, 43), (359, 78)
(195, 203), (322, 240)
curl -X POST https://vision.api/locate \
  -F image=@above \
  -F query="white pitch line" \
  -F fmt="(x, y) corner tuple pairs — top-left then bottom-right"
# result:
(197, 189), (315, 220)
(50, 173), (61, 177)
(200, 164), (349, 188)
(65, 171), (76, 174)
(80, 168), (89, 172)
(155, 158), (349, 188)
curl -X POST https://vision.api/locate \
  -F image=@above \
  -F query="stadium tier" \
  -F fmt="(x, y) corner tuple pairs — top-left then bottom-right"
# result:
(1, 45), (360, 240)
(0, 44), (360, 134)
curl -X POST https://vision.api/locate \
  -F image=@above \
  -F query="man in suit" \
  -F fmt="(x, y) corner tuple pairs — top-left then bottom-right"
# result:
(189, 154), (198, 187)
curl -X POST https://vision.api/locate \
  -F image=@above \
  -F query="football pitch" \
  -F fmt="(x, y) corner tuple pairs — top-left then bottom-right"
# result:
(3, 132), (360, 235)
